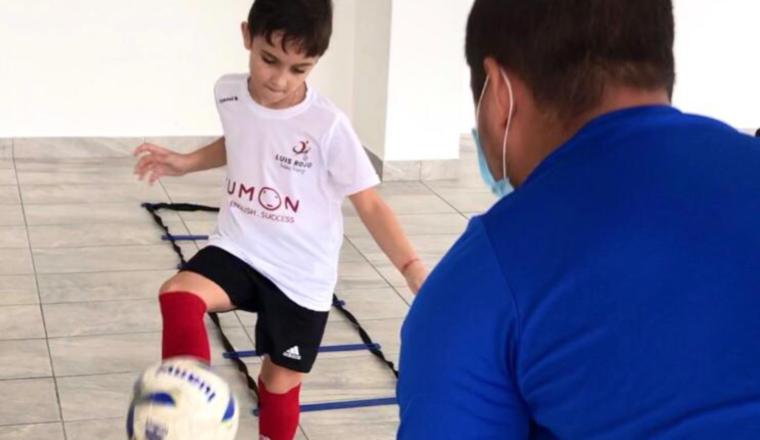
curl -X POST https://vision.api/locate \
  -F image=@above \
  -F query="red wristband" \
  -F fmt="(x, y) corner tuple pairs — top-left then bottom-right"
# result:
(401, 257), (421, 274)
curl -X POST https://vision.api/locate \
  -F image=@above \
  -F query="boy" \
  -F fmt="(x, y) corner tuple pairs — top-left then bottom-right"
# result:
(134, 1), (426, 439)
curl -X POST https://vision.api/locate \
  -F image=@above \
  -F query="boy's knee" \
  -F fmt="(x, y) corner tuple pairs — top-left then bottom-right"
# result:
(158, 280), (178, 296)
(158, 279), (207, 310)
(159, 276), (190, 297)
(157, 272), (230, 312)
(261, 360), (303, 394)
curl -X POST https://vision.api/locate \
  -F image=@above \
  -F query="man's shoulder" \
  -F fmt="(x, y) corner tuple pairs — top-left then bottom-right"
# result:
(425, 218), (507, 291)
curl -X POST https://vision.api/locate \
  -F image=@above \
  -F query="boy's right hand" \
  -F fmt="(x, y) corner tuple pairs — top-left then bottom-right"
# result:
(133, 143), (192, 184)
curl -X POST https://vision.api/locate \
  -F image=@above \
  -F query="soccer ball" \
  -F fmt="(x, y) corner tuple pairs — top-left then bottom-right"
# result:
(127, 358), (239, 440)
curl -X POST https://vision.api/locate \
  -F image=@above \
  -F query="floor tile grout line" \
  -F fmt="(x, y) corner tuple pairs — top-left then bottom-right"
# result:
(10, 313), (402, 342)
(19, 221), (200, 228)
(14, 181), (174, 187)
(0, 351), (400, 385)
(299, 424), (312, 440)
(14, 240), (194, 252)
(7, 256), (381, 276)
(21, 236), (194, 251)
(0, 342), (402, 381)
(344, 236), (413, 308)
(420, 179), (473, 221)
(0, 374), (57, 382)
(11, 199), (205, 208)
(19, 366), (259, 381)
(12, 138), (68, 439)
(16, 296), (185, 307)
(38, 266), (176, 274)
(0, 420), (64, 429)
(26, 266), (188, 276)
(21, 219), (192, 227)
(11, 350), (401, 381)
(19, 322), (249, 340)
(22, 323), (242, 341)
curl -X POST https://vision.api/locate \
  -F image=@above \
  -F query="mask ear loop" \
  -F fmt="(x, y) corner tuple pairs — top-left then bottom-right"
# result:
(475, 76), (490, 123)
(476, 73), (514, 183)
(501, 71), (514, 182)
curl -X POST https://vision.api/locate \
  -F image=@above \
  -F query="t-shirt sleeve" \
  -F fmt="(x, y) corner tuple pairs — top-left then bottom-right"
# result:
(397, 218), (530, 439)
(213, 76), (227, 111)
(213, 75), (229, 121)
(324, 114), (381, 197)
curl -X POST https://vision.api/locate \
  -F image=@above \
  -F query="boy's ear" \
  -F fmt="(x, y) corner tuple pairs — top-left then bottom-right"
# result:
(241, 22), (252, 50)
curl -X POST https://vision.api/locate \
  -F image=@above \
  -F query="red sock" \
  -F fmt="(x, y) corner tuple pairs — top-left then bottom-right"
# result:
(258, 378), (301, 440)
(159, 292), (210, 363)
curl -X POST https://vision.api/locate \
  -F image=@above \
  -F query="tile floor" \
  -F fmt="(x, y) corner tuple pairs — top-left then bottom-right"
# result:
(0, 137), (498, 439)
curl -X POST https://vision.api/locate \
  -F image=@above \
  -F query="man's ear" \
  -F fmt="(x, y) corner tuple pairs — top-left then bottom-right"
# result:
(482, 57), (512, 129)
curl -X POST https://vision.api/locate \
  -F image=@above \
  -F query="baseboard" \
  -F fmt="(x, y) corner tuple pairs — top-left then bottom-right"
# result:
(363, 147), (460, 182)
(0, 136), (466, 182)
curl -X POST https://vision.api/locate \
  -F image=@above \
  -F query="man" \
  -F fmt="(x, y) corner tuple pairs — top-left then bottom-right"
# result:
(398, 1), (760, 438)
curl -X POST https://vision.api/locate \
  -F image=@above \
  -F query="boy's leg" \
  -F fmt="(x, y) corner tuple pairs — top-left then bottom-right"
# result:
(158, 271), (233, 363)
(159, 246), (256, 364)
(258, 357), (303, 440)
(251, 281), (328, 440)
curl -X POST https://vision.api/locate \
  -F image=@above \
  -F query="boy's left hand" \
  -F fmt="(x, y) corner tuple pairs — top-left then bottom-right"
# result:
(403, 261), (428, 295)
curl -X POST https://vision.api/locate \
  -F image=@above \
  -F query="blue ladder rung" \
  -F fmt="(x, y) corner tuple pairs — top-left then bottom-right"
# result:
(301, 397), (397, 412)
(223, 343), (381, 359)
(318, 343), (381, 353)
(253, 397), (397, 416)
(162, 234), (209, 241)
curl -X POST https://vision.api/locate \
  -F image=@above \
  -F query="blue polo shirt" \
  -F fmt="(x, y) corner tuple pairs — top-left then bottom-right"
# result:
(398, 106), (760, 439)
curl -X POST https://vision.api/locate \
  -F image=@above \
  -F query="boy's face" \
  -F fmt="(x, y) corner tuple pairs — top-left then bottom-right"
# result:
(242, 23), (319, 108)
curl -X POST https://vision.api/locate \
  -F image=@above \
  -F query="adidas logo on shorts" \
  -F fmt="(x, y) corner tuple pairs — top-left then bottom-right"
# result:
(283, 346), (302, 361)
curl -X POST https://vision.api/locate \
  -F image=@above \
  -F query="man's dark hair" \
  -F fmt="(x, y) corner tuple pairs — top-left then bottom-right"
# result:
(248, 0), (333, 57)
(465, 0), (675, 119)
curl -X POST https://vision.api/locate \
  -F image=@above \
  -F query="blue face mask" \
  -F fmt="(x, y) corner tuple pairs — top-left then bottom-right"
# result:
(473, 71), (514, 198)
(472, 128), (510, 197)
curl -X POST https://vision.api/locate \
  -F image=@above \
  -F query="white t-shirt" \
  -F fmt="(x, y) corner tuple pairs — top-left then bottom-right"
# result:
(208, 74), (380, 311)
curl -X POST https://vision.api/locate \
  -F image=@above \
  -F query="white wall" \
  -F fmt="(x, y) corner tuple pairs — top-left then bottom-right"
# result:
(307, 0), (356, 120)
(382, 0), (469, 161)
(9, 1), (749, 157)
(453, 0), (760, 132)
(0, 0), (470, 162)
(351, 0), (472, 162)
(350, 0), (392, 159)
(0, 0), (357, 138)
(457, 1), (477, 135)
(672, 0), (760, 129)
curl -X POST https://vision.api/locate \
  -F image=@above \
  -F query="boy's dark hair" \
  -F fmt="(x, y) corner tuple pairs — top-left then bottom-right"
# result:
(465, 0), (675, 119)
(248, 0), (333, 57)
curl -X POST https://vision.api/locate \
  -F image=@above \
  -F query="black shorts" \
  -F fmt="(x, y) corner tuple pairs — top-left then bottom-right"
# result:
(182, 246), (329, 373)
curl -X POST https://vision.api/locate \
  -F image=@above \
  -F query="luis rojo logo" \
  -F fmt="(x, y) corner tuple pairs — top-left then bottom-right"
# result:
(275, 139), (314, 174)
(293, 140), (311, 155)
